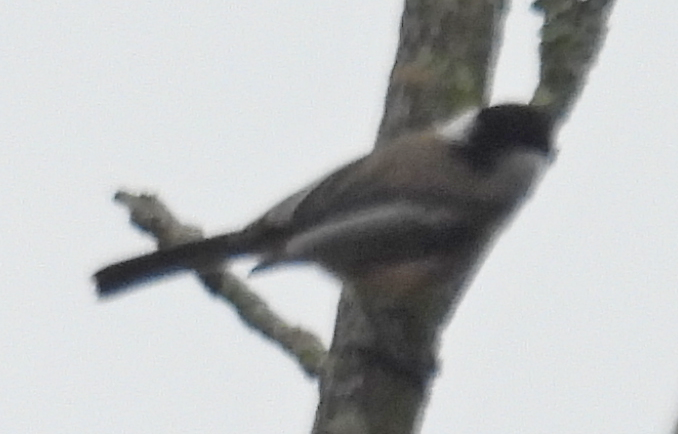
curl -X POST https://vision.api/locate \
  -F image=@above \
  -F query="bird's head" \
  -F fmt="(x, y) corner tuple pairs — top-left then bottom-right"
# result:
(436, 103), (555, 170)
(469, 104), (553, 155)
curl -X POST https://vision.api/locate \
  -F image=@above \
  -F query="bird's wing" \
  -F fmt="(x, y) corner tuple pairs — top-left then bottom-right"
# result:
(258, 158), (368, 229)
(249, 141), (500, 271)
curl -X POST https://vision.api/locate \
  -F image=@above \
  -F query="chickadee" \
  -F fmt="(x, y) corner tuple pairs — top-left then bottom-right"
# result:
(94, 104), (554, 317)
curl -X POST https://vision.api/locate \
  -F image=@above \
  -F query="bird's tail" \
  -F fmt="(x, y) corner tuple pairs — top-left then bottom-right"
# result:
(94, 231), (255, 297)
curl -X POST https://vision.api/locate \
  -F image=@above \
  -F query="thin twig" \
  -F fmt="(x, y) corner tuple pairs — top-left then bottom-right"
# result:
(532, 0), (617, 123)
(113, 191), (327, 377)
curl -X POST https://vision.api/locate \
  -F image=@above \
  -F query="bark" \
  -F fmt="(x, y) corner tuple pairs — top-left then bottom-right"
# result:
(532, 0), (616, 124)
(313, 1), (507, 433)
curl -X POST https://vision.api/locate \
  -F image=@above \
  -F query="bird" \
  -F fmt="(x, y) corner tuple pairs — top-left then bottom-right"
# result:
(94, 103), (554, 314)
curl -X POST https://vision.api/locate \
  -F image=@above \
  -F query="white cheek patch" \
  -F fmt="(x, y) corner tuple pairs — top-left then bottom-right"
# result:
(434, 108), (480, 142)
(494, 150), (551, 201)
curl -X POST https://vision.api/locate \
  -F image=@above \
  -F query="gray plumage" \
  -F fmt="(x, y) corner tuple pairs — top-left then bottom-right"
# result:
(94, 103), (554, 298)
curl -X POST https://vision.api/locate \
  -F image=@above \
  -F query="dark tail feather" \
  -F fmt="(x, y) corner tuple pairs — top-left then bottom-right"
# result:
(94, 233), (249, 297)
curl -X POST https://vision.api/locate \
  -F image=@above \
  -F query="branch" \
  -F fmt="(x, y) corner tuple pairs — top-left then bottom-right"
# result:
(376, 0), (508, 146)
(313, 1), (509, 433)
(531, 0), (617, 124)
(112, 191), (327, 378)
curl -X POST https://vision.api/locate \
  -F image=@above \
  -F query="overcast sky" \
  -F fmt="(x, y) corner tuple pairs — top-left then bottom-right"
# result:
(2, 1), (678, 433)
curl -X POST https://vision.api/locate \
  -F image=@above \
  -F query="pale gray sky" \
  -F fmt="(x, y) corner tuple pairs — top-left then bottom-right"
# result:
(2, 1), (678, 433)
